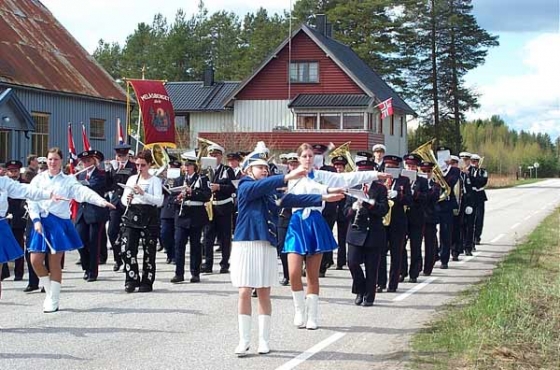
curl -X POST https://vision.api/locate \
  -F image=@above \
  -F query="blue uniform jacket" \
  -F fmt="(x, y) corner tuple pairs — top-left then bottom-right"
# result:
(233, 175), (322, 246)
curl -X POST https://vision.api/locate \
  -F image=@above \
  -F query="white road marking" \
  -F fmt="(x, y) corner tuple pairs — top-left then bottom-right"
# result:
(490, 234), (505, 243)
(457, 252), (481, 265)
(540, 205), (548, 210)
(510, 222), (520, 230)
(275, 332), (347, 370)
(392, 277), (438, 302)
(523, 214), (532, 221)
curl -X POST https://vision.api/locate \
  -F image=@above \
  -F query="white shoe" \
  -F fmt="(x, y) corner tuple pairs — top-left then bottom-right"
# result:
(291, 290), (306, 327)
(44, 281), (60, 313)
(235, 314), (251, 357)
(257, 315), (271, 354)
(305, 294), (319, 330)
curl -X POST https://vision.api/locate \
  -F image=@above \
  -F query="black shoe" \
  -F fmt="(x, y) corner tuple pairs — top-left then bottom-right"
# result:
(409, 278), (418, 283)
(113, 262), (122, 272)
(14, 275), (23, 281)
(376, 286), (385, 293)
(157, 244), (164, 252)
(465, 250), (473, 256)
(83, 272), (89, 280)
(166, 258), (175, 265)
(170, 275), (184, 283)
(219, 267), (230, 274)
(473, 245), (477, 251)
(440, 264), (449, 269)
(452, 255), (459, 262)
(190, 276), (200, 283)
(251, 288), (258, 298)
(124, 283), (137, 293)
(87, 276), (97, 282)
(75, 259), (81, 265)
(280, 278), (289, 286)
(387, 288), (397, 293)
(475, 238), (481, 245)
(335, 266), (343, 270)
(215, 247), (222, 252)
(138, 284), (153, 293)
(363, 300), (374, 307)
(24, 285), (39, 293)
(99, 258), (107, 265)
(354, 294), (364, 306)
(318, 271), (326, 278)
(398, 275), (405, 283)
(201, 267), (212, 274)
(423, 271), (431, 276)
(41, 287), (45, 293)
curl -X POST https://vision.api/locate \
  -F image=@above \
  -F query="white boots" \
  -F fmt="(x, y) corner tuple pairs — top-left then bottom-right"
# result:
(292, 290), (306, 327)
(39, 276), (60, 313)
(305, 294), (319, 330)
(235, 314), (272, 356)
(292, 291), (319, 330)
(235, 314), (251, 357)
(257, 315), (271, 354)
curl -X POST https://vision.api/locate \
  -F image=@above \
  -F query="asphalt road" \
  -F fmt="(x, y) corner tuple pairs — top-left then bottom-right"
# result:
(1, 179), (559, 370)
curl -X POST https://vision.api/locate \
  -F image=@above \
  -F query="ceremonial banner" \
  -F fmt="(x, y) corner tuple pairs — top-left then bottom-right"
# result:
(127, 79), (176, 148)
(376, 98), (394, 120)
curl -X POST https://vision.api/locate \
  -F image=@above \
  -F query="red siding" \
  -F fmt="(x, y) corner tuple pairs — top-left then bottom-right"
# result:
(200, 131), (383, 151)
(236, 32), (364, 100)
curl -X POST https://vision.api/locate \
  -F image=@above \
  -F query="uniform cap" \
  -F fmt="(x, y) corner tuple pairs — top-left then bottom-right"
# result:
(419, 161), (435, 169)
(459, 151), (472, 158)
(242, 151), (269, 171)
(449, 155), (460, 163)
(37, 156), (47, 164)
(311, 143), (328, 154)
(470, 154), (481, 160)
(208, 144), (225, 155)
(286, 153), (299, 163)
(356, 151), (373, 159)
(372, 144), (386, 153)
(403, 153), (422, 166)
(78, 149), (104, 162)
(356, 160), (375, 171)
(6, 160), (23, 170)
(226, 152), (242, 161)
(331, 155), (348, 166)
(383, 155), (402, 165)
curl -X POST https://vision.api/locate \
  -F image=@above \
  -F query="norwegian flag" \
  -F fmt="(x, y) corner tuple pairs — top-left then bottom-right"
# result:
(376, 98), (394, 120)
(67, 123), (79, 220)
(81, 123), (92, 151)
(117, 118), (125, 145)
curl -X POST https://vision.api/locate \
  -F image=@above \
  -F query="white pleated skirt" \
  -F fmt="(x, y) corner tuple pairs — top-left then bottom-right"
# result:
(230, 240), (279, 288)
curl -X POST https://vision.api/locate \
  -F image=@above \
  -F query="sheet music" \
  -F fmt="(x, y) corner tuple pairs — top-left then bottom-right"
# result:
(385, 167), (401, 179)
(345, 188), (375, 205)
(401, 169), (417, 182)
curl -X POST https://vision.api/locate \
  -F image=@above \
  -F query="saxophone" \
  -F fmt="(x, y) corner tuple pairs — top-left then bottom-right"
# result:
(383, 177), (394, 227)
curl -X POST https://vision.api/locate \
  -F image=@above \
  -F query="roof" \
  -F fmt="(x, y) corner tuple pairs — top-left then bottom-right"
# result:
(0, 0), (127, 102)
(288, 94), (372, 108)
(226, 24), (415, 116)
(0, 88), (36, 131)
(165, 81), (239, 112)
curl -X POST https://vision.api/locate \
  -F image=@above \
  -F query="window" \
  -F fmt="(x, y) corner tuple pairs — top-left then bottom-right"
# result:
(378, 114), (383, 134)
(319, 113), (340, 130)
(0, 130), (10, 161)
(367, 113), (374, 131)
(31, 112), (49, 156)
(342, 113), (364, 130)
(90, 118), (106, 139)
(296, 113), (317, 129)
(390, 115), (395, 135)
(290, 62), (319, 83)
(400, 116), (405, 137)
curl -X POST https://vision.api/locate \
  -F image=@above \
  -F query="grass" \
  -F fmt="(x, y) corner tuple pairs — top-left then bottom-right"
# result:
(487, 174), (544, 189)
(410, 207), (560, 370)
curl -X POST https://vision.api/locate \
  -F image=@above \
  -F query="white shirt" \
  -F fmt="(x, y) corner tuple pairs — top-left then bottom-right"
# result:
(28, 170), (107, 220)
(0, 177), (51, 218)
(121, 174), (163, 207)
(289, 169), (379, 218)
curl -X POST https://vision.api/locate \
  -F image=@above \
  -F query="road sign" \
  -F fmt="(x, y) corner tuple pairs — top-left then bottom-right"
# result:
(534, 162), (540, 168)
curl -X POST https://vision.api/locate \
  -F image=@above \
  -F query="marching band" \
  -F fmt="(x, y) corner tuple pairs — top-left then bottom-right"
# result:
(0, 139), (489, 355)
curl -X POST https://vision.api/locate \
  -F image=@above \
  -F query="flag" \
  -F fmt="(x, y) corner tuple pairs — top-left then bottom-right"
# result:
(82, 123), (92, 151)
(376, 98), (394, 120)
(127, 79), (176, 148)
(117, 118), (125, 145)
(67, 123), (79, 220)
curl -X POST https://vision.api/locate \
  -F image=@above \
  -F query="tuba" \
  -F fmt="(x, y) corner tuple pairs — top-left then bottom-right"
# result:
(412, 139), (451, 202)
(328, 141), (356, 172)
(150, 143), (170, 176)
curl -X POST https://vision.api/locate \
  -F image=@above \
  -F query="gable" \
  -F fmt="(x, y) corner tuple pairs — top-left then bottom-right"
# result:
(0, 88), (35, 131)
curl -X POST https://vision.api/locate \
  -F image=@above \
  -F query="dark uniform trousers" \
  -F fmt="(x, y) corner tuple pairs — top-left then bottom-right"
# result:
(347, 181), (388, 302)
(160, 218), (175, 261)
(121, 205), (159, 287)
(401, 177), (428, 280)
(174, 221), (203, 277)
(423, 222), (438, 275)
(474, 201), (485, 241)
(108, 206), (125, 264)
(378, 177), (411, 291)
(76, 169), (108, 279)
(204, 208), (233, 270)
(439, 167), (460, 265)
(1, 228), (25, 279)
(320, 207), (336, 273)
(277, 208), (292, 281)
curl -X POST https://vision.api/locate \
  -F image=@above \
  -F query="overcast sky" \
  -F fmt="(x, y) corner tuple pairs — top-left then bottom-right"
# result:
(40, 0), (560, 140)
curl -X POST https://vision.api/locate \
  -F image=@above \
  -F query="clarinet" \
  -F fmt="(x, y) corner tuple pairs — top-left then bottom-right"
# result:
(178, 175), (190, 216)
(123, 173), (141, 219)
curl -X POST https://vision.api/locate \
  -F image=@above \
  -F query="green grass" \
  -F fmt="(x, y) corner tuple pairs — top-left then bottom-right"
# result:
(410, 208), (560, 370)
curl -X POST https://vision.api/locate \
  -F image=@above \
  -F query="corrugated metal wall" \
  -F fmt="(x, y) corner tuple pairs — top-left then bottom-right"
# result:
(190, 111), (234, 148)
(8, 86), (126, 160)
(233, 100), (293, 132)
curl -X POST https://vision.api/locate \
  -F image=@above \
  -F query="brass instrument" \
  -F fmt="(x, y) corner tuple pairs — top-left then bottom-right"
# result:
(150, 143), (170, 176)
(328, 141), (356, 172)
(383, 200), (394, 227)
(412, 138), (451, 202)
(197, 137), (220, 221)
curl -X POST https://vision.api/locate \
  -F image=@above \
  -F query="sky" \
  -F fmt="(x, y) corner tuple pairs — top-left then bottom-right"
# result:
(40, 0), (560, 140)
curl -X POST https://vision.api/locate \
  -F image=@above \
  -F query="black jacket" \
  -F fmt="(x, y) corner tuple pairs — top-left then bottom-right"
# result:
(76, 168), (109, 225)
(175, 173), (212, 228)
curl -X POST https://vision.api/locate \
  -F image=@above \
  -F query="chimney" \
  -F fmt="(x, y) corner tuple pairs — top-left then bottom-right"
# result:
(203, 66), (214, 87)
(326, 23), (332, 38)
(315, 14), (327, 35)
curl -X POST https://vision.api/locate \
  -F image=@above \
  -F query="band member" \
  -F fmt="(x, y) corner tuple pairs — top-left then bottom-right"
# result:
(438, 148), (461, 269)
(105, 144), (137, 272)
(171, 155), (211, 284)
(402, 154), (428, 283)
(227, 151), (243, 235)
(371, 144), (386, 171)
(470, 154), (487, 245)
(276, 153), (299, 286)
(1, 160), (27, 281)
(27, 147), (115, 312)
(419, 161), (441, 276)
(75, 150), (109, 282)
(284, 143), (388, 330)
(449, 155), (463, 260)
(377, 155), (412, 293)
(346, 159), (389, 306)
(459, 153), (476, 256)
(160, 158), (182, 264)
(279, 154), (288, 165)
(331, 155), (350, 270)
(120, 150), (163, 293)
(231, 150), (342, 356)
(202, 143), (236, 274)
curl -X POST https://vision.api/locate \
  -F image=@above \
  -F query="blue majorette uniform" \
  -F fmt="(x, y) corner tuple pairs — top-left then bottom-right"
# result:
(0, 177), (51, 262)
(27, 170), (110, 253)
(283, 169), (379, 255)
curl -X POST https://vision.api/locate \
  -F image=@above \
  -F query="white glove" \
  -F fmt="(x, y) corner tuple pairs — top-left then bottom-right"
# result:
(352, 200), (362, 211)
(388, 190), (398, 199)
(465, 206), (473, 215)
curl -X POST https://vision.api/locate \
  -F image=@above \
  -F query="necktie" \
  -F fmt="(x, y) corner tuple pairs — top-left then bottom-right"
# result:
(85, 172), (90, 181)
